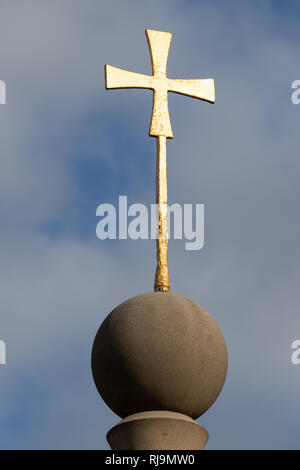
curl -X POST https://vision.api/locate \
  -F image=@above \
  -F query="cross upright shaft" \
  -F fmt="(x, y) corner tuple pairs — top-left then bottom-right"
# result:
(105, 29), (215, 291)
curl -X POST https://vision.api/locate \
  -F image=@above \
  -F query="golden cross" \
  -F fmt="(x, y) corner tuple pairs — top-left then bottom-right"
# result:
(105, 29), (215, 292)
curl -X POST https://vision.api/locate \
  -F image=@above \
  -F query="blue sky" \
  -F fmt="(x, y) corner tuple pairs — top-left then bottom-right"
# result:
(0, 0), (300, 449)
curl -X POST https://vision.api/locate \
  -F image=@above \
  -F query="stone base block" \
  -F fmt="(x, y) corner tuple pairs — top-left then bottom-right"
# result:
(107, 411), (209, 450)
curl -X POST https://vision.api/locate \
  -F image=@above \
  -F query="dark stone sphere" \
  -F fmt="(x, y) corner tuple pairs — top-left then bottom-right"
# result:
(91, 292), (227, 419)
